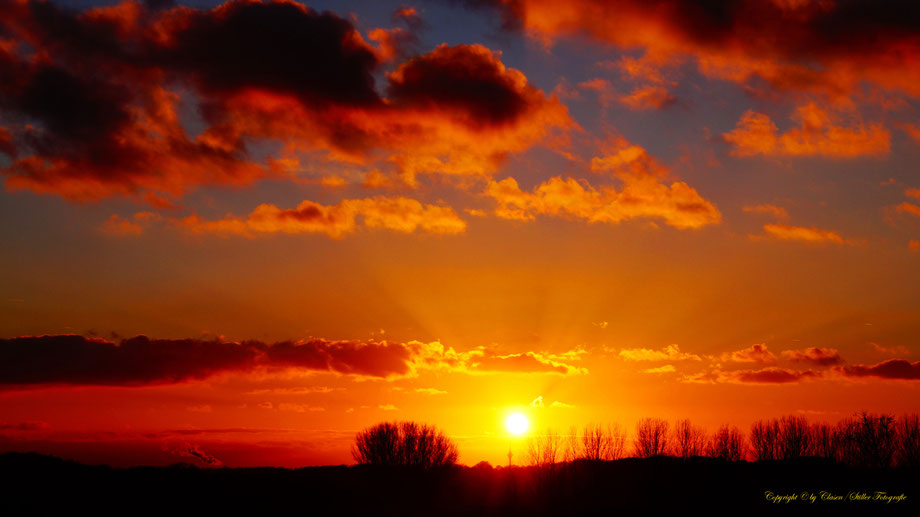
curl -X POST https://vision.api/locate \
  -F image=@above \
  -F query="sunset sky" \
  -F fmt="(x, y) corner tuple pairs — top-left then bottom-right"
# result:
(1, 0), (919, 468)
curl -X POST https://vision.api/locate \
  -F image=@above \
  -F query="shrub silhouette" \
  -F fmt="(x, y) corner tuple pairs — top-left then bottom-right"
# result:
(352, 421), (458, 468)
(895, 414), (920, 467)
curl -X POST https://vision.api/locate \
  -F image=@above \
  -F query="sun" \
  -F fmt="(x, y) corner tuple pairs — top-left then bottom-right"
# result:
(505, 412), (529, 435)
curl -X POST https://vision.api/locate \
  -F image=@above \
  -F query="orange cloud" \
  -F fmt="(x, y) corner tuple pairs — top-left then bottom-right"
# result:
(180, 196), (466, 239)
(724, 104), (890, 157)
(781, 347), (844, 366)
(742, 204), (788, 219)
(683, 367), (822, 384)
(485, 140), (720, 229)
(619, 344), (701, 362)
(895, 202), (920, 217)
(910, 240), (919, 252)
(99, 212), (161, 236)
(722, 344), (777, 364)
(619, 85), (677, 110)
(756, 223), (851, 245)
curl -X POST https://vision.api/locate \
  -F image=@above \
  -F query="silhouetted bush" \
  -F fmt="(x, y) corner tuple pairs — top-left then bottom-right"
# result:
(352, 421), (458, 468)
(634, 418), (669, 457)
(673, 419), (707, 458)
(707, 425), (745, 461)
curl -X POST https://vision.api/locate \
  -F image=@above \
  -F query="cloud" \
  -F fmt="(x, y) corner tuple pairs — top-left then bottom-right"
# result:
(755, 223), (853, 245)
(724, 105), (889, 158)
(99, 211), (161, 236)
(619, 344), (701, 362)
(461, 0), (920, 99)
(683, 367), (822, 384)
(468, 350), (583, 374)
(869, 342), (910, 356)
(643, 365), (676, 374)
(0, 335), (261, 387)
(531, 396), (544, 408)
(550, 401), (574, 408)
(485, 140), (720, 229)
(378, 404), (399, 411)
(414, 388), (447, 395)
(619, 85), (677, 110)
(0, 334), (584, 388)
(179, 196), (466, 239)
(834, 359), (920, 380)
(721, 344), (777, 364)
(895, 202), (920, 218)
(781, 347), (843, 366)
(742, 204), (788, 219)
(0, 1), (571, 201)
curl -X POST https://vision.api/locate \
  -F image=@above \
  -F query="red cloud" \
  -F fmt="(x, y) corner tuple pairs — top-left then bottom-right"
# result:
(462, 0), (920, 99)
(0, 1), (571, 201)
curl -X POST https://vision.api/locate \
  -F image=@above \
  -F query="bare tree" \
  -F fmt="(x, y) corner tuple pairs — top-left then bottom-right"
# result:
(707, 425), (746, 461)
(672, 419), (706, 458)
(527, 428), (561, 468)
(778, 416), (811, 459)
(750, 419), (780, 461)
(634, 418), (669, 458)
(352, 421), (458, 468)
(607, 423), (628, 460)
(581, 423), (610, 461)
(809, 422), (835, 459)
(563, 425), (579, 463)
(895, 413), (920, 467)
(851, 412), (896, 468)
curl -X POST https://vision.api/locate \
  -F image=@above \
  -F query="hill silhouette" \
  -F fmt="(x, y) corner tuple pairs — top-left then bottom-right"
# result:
(1, 451), (916, 515)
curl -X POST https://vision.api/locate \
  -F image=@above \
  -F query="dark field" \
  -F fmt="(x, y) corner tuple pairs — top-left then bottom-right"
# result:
(1, 452), (916, 515)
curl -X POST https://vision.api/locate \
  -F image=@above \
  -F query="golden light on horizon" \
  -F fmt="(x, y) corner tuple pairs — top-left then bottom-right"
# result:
(506, 412), (529, 435)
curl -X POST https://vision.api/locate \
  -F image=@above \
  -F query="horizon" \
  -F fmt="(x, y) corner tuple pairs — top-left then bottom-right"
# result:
(1, 0), (920, 470)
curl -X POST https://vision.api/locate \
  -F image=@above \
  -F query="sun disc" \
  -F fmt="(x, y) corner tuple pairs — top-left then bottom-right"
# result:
(506, 412), (529, 435)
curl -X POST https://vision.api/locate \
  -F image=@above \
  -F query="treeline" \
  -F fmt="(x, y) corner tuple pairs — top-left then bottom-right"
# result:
(525, 412), (920, 468)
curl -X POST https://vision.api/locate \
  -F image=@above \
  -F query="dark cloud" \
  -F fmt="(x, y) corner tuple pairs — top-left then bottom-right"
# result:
(0, 334), (584, 388)
(387, 43), (534, 127)
(0, 0), (568, 200)
(265, 339), (414, 378)
(155, 0), (381, 106)
(460, 0), (920, 97)
(835, 359), (920, 380)
(0, 335), (260, 387)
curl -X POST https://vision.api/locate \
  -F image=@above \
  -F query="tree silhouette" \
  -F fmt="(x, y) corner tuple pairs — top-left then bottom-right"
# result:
(634, 418), (669, 458)
(352, 421), (458, 468)
(707, 425), (746, 461)
(673, 419), (706, 458)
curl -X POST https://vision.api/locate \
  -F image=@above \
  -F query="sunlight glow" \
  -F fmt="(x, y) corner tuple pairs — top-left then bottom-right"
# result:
(506, 412), (529, 435)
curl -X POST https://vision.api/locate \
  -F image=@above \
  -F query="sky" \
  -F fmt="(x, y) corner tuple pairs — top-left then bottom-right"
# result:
(0, 0), (919, 468)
